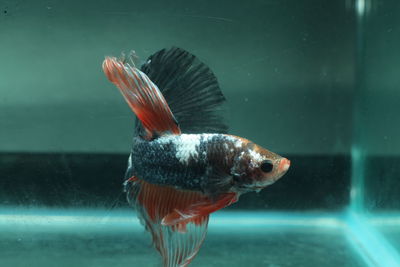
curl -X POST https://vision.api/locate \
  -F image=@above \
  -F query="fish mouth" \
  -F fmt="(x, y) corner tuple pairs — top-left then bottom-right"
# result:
(272, 158), (290, 180)
(279, 158), (290, 173)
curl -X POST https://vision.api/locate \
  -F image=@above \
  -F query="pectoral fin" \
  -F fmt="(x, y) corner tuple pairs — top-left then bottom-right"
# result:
(161, 192), (238, 227)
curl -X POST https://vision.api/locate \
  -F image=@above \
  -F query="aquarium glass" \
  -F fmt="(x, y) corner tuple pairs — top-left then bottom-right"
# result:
(352, 0), (400, 263)
(0, 0), (399, 266)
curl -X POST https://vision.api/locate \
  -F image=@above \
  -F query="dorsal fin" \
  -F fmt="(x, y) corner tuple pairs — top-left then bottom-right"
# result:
(138, 47), (228, 135)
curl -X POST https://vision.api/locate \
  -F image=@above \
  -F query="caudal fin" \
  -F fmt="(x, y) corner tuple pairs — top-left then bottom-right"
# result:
(125, 177), (237, 267)
(102, 56), (180, 139)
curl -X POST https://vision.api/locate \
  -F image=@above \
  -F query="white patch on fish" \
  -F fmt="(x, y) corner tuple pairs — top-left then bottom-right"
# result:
(201, 133), (218, 142)
(230, 151), (245, 177)
(235, 141), (243, 148)
(155, 135), (175, 145)
(249, 149), (263, 161)
(224, 135), (243, 148)
(127, 154), (132, 169)
(248, 149), (264, 168)
(175, 134), (201, 164)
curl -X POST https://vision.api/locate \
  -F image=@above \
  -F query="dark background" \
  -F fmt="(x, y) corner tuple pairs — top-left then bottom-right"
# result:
(0, 153), (351, 210)
(0, 0), (357, 210)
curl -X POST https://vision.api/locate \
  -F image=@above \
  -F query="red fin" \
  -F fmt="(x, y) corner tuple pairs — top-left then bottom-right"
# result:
(125, 177), (236, 266)
(102, 57), (181, 138)
(127, 176), (210, 230)
(161, 192), (238, 226)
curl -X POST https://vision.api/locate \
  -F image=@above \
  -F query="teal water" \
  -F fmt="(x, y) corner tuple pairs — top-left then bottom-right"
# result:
(1, 0), (400, 266)
(0, 209), (367, 267)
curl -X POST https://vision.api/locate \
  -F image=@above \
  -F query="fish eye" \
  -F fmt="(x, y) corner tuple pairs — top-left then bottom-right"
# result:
(260, 160), (274, 173)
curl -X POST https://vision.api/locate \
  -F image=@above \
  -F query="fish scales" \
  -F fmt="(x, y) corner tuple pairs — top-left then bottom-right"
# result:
(129, 133), (242, 192)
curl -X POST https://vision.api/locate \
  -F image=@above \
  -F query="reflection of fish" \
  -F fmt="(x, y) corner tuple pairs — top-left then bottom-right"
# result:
(102, 47), (290, 266)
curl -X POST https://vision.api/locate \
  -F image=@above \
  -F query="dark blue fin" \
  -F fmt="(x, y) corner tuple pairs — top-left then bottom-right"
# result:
(136, 47), (228, 135)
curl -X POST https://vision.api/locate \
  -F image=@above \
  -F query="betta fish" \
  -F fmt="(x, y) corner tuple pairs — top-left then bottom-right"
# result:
(102, 47), (290, 267)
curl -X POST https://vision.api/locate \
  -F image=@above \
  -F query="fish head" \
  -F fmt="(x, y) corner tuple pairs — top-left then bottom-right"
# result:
(231, 140), (290, 193)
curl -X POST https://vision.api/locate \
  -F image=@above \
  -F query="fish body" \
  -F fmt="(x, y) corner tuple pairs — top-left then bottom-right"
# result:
(102, 47), (290, 266)
(128, 133), (288, 195)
